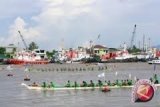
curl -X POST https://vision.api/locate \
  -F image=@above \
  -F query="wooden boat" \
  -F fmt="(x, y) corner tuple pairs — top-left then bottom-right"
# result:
(24, 75), (30, 81)
(21, 83), (160, 91)
(24, 78), (30, 81)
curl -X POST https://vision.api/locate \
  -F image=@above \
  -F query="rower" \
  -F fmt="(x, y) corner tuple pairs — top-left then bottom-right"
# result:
(89, 80), (95, 87)
(97, 80), (103, 87)
(127, 79), (133, 86)
(81, 81), (88, 87)
(74, 81), (79, 87)
(150, 77), (153, 82)
(115, 80), (121, 86)
(153, 74), (159, 84)
(41, 82), (47, 88)
(107, 80), (111, 86)
(153, 74), (158, 80)
(122, 80), (127, 86)
(65, 80), (71, 87)
(50, 82), (55, 88)
(32, 82), (38, 87)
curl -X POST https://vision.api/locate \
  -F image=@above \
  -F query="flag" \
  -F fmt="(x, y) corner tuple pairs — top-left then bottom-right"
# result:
(98, 72), (105, 78)
(24, 68), (29, 72)
(115, 72), (118, 76)
(97, 34), (100, 39)
(134, 76), (137, 81)
(6, 65), (13, 71)
(129, 74), (132, 79)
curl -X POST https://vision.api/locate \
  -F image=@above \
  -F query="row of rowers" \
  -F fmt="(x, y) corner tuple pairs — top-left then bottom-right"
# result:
(31, 79), (134, 88)
(64, 80), (133, 87)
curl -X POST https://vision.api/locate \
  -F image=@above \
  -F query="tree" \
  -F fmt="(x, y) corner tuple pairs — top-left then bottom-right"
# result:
(28, 42), (38, 51)
(128, 45), (141, 53)
(0, 47), (6, 54)
(46, 49), (57, 59)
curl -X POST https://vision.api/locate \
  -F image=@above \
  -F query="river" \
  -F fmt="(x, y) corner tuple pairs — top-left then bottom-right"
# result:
(0, 63), (160, 107)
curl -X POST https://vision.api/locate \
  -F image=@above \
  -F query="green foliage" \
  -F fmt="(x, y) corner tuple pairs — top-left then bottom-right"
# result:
(46, 50), (57, 59)
(28, 42), (38, 51)
(128, 45), (141, 53)
(0, 47), (6, 54)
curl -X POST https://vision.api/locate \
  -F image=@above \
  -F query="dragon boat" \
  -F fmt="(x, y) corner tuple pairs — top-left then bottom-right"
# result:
(21, 83), (160, 91)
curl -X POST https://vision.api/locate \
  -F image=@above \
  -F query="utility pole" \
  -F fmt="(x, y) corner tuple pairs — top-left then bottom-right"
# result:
(148, 37), (151, 50)
(143, 34), (145, 52)
(138, 41), (141, 49)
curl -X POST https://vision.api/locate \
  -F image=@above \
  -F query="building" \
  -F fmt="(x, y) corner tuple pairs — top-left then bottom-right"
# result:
(5, 44), (17, 54)
(93, 45), (108, 56)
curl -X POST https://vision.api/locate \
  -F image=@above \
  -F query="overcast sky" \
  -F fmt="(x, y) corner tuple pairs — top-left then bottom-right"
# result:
(0, 0), (159, 50)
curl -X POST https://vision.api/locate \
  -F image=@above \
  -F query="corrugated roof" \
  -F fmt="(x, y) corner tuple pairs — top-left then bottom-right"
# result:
(93, 45), (107, 49)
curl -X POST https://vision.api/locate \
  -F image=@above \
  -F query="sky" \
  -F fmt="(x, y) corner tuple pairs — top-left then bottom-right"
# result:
(0, 0), (160, 50)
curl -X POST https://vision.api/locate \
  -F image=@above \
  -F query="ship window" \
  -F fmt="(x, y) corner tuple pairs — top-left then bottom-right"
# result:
(36, 51), (39, 53)
(40, 50), (44, 53)
(41, 56), (44, 58)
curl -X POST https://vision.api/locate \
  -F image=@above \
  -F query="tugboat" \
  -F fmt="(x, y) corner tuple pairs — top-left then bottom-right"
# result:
(7, 49), (49, 65)
(6, 31), (49, 65)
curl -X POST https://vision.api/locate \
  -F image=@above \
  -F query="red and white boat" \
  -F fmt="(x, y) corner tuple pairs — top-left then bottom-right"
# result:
(7, 49), (49, 65)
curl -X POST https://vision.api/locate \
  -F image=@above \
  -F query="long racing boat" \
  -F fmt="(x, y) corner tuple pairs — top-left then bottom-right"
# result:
(21, 83), (160, 91)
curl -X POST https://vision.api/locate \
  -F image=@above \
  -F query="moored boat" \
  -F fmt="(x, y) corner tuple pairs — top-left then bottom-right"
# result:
(148, 59), (160, 64)
(7, 49), (49, 65)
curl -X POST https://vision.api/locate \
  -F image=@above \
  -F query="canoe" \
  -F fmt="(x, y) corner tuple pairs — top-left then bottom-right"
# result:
(21, 83), (160, 91)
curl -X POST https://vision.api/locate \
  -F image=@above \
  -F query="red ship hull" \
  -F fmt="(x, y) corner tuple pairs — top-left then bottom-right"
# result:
(7, 59), (49, 65)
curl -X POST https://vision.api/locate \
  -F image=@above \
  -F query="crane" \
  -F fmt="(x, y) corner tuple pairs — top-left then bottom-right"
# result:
(18, 31), (28, 50)
(130, 24), (137, 49)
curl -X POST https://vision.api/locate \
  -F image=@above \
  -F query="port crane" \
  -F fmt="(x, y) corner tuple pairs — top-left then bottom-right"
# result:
(130, 24), (137, 49)
(18, 31), (28, 50)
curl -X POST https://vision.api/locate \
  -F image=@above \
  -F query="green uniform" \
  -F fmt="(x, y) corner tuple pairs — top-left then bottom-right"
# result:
(97, 80), (103, 87)
(65, 80), (71, 87)
(50, 82), (55, 87)
(41, 82), (47, 88)
(89, 80), (95, 87)
(73, 81), (79, 87)
(82, 81), (88, 87)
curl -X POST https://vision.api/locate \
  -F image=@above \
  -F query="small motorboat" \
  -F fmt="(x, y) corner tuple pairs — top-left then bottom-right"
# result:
(24, 78), (30, 81)
(101, 86), (111, 92)
(24, 75), (30, 81)
(7, 74), (13, 76)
